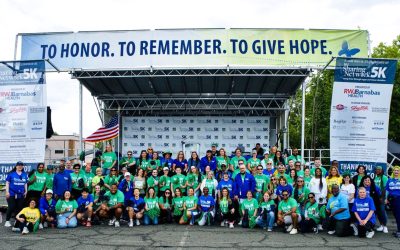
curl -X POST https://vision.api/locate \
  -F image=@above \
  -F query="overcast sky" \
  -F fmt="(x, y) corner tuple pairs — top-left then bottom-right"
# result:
(1, 0), (399, 137)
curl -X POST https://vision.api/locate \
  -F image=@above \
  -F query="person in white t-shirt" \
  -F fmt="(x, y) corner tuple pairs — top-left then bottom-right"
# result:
(340, 172), (355, 221)
(309, 168), (327, 205)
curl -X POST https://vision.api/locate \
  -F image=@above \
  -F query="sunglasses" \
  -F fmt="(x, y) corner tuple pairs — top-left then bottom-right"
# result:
(297, 180), (304, 183)
(267, 163), (272, 165)
(165, 192), (171, 194)
(308, 196), (315, 199)
(111, 169), (117, 171)
(257, 168), (263, 170)
(271, 178), (276, 180)
(74, 168), (80, 170)
(282, 194), (289, 196)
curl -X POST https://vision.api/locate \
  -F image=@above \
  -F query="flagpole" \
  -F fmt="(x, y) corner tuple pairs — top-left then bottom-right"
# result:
(117, 108), (121, 172)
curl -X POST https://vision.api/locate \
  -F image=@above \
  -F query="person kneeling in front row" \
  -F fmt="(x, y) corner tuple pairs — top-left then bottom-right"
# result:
(76, 188), (94, 227)
(197, 187), (215, 226)
(277, 190), (301, 234)
(55, 191), (78, 228)
(326, 185), (354, 237)
(351, 187), (376, 238)
(127, 188), (145, 227)
(38, 189), (57, 229)
(12, 199), (40, 234)
(97, 184), (124, 227)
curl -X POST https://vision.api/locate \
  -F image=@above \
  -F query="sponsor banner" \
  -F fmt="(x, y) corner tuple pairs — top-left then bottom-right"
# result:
(330, 58), (397, 174)
(338, 161), (385, 179)
(0, 61), (47, 183)
(20, 29), (368, 70)
(122, 116), (270, 156)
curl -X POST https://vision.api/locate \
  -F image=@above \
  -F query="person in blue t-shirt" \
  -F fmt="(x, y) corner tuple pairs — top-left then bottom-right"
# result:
(4, 161), (29, 227)
(276, 177), (293, 201)
(53, 164), (72, 199)
(385, 166), (400, 238)
(217, 172), (235, 199)
(38, 189), (57, 229)
(197, 187), (215, 226)
(326, 184), (354, 237)
(127, 188), (145, 227)
(76, 188), (94, 227)
(352, 187), (376, 238)
(118, 172), (134, 204)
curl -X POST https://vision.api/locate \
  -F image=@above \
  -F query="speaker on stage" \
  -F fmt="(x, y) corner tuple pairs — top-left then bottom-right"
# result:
(46, 106), (54, 138)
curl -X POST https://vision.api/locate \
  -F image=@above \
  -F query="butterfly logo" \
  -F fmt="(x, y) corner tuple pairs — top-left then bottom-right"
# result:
(338, 41), (360, 57)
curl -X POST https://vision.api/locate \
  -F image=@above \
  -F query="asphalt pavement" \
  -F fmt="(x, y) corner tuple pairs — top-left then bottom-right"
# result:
(0, 213), (399, 250)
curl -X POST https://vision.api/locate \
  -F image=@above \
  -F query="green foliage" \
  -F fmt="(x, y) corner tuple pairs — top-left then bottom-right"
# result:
(372, 35), (400, 143)
(288, 35), (400, 150)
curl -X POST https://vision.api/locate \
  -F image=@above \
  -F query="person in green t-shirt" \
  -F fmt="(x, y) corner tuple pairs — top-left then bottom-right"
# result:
(277, 190), (301, 235)
(120, 151), (137, 174)
(310, 159), (327, 177)
(27, 163), (47, 202)
(247, 150), (261, 174)
(159, 167), (172, 197)
(158, 188), (173, 223)
(91, 168), (105, 193)
(186, 166), (202, 196)
(229, 148), (247, 171)
(292, 177), (310, 214)
(70, 163), (86, 199)
(179, 187), (198, 225)
(216, 148), (230, 171)
(172, 188), (185, 223)
(44, 165), (55, 190)
(83, 163), (95, 193)
(200, 171), (218, 198)
(171, 167), (186, 194)
(147, 169), (160, 196)
(295, 162), (305, 177)
(55, 190), (78, 228)
(218, 187), (236, 228)
(287, 169), (298, 186)
(134, 168), (147, 197)
(240, 191), (259, 228)
(138, 150), (150, 174)
(256, 192), (276, 231)
(301, 192), (321, 233)
(104, 167), (120, 190)
(99, 184), (124, 227)
(303, 168), (312, 189)
(101, 144), (117, 175)
(254, 166), (270, 201)
(144, 187), (160, 225)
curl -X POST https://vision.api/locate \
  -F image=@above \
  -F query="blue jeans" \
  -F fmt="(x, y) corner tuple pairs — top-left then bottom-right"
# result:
(57, 212), (77, 228)
(102, 168), (110, 176)
(143, 214), (159, 225)
(256, 211), (275, 229)
(377, 203), (387, 226)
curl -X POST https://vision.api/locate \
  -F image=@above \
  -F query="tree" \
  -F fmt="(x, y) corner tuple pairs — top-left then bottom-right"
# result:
(372, 35), (400, 143)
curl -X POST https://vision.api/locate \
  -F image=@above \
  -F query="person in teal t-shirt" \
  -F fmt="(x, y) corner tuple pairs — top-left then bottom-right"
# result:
(102, 184), (124, 227)
(247, 150), (261, 174)
(229, 148), (247, 171)
(144, 187), (160, 225)
(300, 192), (321, 233)
(55, 191), (78, 228)
(27, 163), (47, 201)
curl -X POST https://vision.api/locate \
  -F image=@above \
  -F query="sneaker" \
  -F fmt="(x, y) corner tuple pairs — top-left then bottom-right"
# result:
(317, 224), (323, 231)
(366, 231), (375, 238)
(220, 221), (225, 227)
(108, 218), (115, 226)
(376, 225), (384, 232)
(128, 220), (134, 227)
(289, 228), (298, 235)
(229, 223), (234, 229)
(12, 227), (20, 232)
(38, 223), (43, 230)
(267, 228), (272, 232)
(286, 224), (293, 233)
(114, 220), (120, 228)
(4, 221), (11, 227)
(86, 221), (92, 227)
(383, 226), (388, 234)
(350, 223), (358, 236)
(22, 227), (29, 235)
(327, 230), (336, 235)
(238, 220), (242, 226)
(136, 219), (140, 226)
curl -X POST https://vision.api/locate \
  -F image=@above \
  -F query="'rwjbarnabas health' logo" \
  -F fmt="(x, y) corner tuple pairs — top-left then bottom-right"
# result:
(343, 88), (380, 98)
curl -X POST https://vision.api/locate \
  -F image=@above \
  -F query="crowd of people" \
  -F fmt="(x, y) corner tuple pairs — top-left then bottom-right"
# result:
(3, 144), (400, 240)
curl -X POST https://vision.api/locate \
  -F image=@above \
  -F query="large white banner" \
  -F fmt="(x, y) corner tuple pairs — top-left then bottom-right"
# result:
(20, 29), (369, 70)
(0, 61), (47, 183)
(122, 116), (270, 157)
(330, 58), (397, 175)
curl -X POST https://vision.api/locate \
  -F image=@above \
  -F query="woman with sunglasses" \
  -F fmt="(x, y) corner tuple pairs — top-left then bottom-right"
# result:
(104, 167), (119, 191)
(173, 151), (188, 173)
(159, 188), (173, 223)
(4, 161), (29, 228)
(276, 176), (293, 201)
(300, 192), (321, 233)
(71, 163), (86, 199)
(293, 177), (310, 216)
(12, 199), (40, 234)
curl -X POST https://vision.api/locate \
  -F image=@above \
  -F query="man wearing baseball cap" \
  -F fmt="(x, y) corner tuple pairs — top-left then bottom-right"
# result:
(38, 189), (57, 229)
(118, 172), (134, 204)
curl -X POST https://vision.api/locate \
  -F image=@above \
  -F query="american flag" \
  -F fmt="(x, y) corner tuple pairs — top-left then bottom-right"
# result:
(85, 115), (119, 142)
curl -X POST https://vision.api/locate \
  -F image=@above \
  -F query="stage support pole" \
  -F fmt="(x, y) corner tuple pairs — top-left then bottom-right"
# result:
(301, 79), (306, 169)
(79, 81), (83, 163)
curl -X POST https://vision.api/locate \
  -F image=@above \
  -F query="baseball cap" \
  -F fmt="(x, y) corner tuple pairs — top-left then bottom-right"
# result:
(47, 165), (54, 170)
(124, 172), (131, 177)
(163, 167), (169, 171)
(252, 150), (257, 154)
(46, 189), (53, 194)
(16, 161), (24, 166)
(264, 151), (270, 155)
